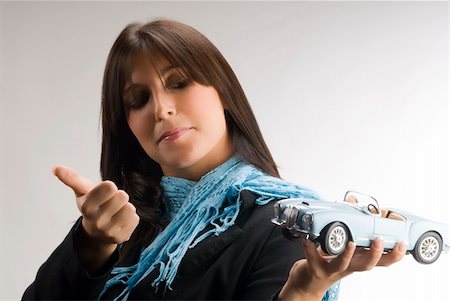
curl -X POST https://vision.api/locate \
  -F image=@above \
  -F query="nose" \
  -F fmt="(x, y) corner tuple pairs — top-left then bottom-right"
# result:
(153, 91), (176, 121)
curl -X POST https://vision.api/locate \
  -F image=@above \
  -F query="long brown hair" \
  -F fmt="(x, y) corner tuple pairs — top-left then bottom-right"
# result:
(100, 18), (280, 245)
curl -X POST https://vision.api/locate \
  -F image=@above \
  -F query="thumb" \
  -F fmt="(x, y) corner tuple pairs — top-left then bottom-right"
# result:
(52, 165), (95, 197)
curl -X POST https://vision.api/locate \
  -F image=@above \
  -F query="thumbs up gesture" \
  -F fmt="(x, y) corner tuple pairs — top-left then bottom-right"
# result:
(52, 165), (140, 272)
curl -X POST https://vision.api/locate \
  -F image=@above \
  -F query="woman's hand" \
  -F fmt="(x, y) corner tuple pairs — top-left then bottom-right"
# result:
(279, 238), (406, 301)
(52, 165), (140, 273)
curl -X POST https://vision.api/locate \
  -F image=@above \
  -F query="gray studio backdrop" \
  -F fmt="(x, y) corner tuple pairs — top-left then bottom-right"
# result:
(0, 1), (448, 300)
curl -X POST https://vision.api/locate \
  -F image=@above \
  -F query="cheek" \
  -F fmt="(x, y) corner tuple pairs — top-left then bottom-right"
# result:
(207, 109), (227, 133)
(204, 103), (227, 133)
(190, 110), (225, 143)
(188, 89), (227, 133)
(127, 115), (139, 137)
(127, 111), (152, 141)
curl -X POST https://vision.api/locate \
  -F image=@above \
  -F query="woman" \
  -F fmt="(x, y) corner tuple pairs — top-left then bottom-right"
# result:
(23, 19), (406, 301)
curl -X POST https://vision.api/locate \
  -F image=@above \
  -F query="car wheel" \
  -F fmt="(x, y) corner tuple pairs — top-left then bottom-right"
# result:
(320, 222), (349, 256)
(412, 232), (442, 264)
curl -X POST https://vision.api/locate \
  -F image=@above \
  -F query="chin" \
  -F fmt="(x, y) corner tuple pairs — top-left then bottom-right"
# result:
(159, 151), (205, 169)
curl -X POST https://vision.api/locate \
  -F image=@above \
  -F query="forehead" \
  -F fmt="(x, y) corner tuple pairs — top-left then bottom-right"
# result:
(128, 51), (168, 80)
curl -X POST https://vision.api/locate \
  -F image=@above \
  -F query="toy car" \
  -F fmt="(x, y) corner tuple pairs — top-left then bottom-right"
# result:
(271, 191), (450, 264)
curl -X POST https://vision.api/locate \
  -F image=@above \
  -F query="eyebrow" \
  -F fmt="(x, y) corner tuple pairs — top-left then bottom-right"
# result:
(160, 65), (179, 76)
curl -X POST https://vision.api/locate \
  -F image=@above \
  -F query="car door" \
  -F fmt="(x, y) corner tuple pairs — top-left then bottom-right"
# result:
(373, 216), (406, 241)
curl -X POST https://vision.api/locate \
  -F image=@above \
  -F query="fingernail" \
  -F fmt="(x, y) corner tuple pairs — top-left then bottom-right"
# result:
(348, 241), (355, 248)
(399, 241), (408, 251)
(374, 236), (384, 241)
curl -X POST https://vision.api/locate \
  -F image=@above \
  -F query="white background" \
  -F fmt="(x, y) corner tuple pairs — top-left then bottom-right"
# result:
(0, 1), (449, 300)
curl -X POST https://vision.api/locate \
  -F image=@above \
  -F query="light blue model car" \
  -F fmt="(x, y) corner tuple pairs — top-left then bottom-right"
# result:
(271, 191), (450, 264)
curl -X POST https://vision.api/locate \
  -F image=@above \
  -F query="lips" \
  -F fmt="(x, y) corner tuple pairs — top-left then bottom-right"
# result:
(158, 127), (191, 143)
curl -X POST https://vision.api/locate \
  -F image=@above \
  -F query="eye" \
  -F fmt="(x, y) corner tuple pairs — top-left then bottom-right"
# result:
(124, 86), (150, 110)
(172, 79), (188, 89)
(166, 73), (190, 90)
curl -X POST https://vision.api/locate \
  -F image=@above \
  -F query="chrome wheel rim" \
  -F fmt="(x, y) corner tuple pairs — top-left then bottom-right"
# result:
(419, 236), (439, 261)
(328, 226), (346, 253)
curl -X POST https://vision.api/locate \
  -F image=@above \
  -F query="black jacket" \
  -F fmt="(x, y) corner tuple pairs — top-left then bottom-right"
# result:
(23, 190), (305, 300)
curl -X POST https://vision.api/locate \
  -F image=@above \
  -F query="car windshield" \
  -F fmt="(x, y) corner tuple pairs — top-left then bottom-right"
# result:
(343, 191), (381, 216)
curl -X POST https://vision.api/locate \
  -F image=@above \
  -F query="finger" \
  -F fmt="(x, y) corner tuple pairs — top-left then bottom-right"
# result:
(353, 237), (385, 271)
(302, 239), (327, 274)
(327, 241), (356, 274)
(317, 245), (337, 263)
(107, 215), (139, 244)
(80, 181), (118, 215)
(119, 213), (140, 241)
(52, 165), (94, 197)
(110, 202), (137, 226)
(93, 203), (138, 244)
(96, 190), (129, 227)
(377, 241), (407, 267)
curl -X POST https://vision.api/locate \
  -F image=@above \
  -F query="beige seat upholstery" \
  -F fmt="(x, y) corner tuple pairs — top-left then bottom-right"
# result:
(380, 208), (406, 221)
(347, 196), (407, 221)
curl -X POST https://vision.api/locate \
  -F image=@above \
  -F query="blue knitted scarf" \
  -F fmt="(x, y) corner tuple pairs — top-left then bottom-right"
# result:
(99, 155), (340, 300)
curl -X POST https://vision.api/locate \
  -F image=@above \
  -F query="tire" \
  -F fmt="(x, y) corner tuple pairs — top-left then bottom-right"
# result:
(320, 222), (349, 256)
(412, 232), (442, 264)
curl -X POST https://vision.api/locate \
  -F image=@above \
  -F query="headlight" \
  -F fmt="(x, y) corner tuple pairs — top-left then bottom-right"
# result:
(301, 213), (313, 230)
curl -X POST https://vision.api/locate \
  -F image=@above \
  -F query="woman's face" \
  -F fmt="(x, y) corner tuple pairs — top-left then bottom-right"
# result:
(124, 53), (233, 181)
